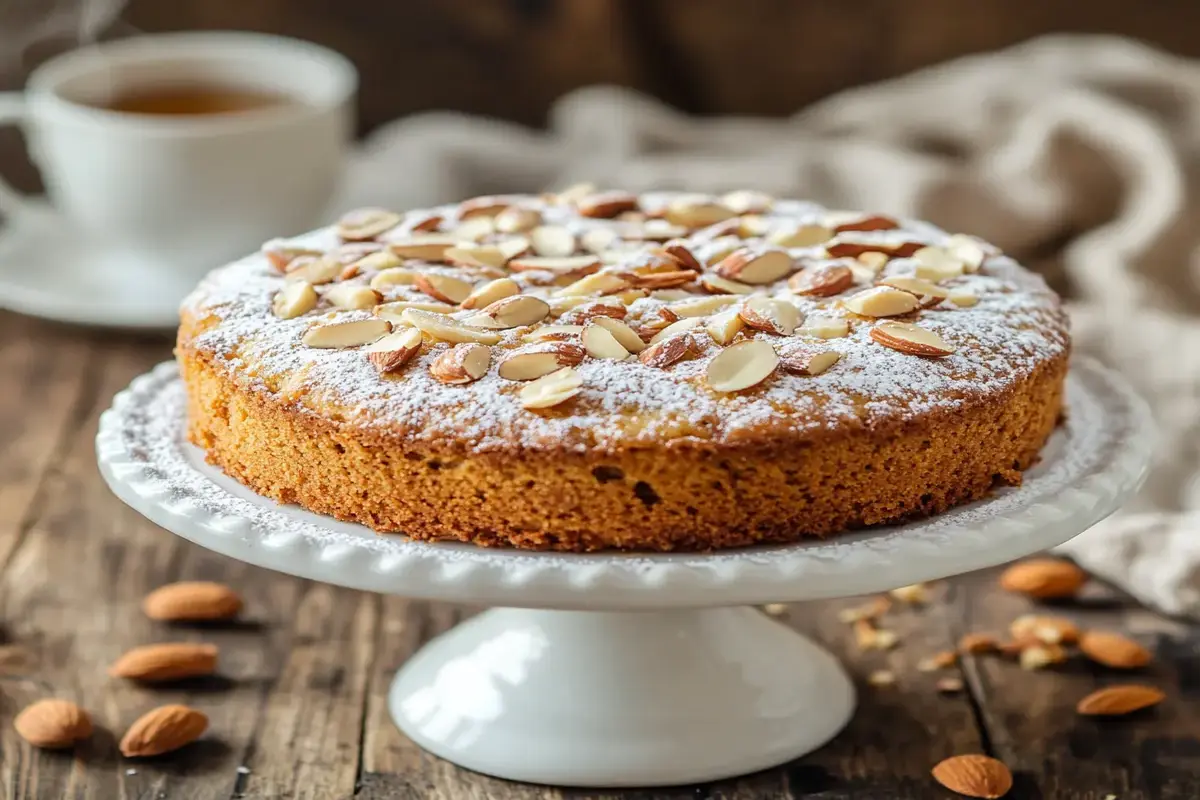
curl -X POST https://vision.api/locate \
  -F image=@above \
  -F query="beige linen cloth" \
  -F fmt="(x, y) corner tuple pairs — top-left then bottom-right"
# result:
(339, 35), (1200, 617)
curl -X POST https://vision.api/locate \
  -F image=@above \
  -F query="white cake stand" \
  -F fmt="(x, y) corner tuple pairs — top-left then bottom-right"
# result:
(96, 360), (1151, 788)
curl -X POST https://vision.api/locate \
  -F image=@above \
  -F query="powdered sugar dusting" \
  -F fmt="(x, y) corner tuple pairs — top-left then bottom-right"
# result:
(180, 193), (1068, 454)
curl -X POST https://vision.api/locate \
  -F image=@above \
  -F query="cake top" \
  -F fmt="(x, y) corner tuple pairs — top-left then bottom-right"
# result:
(180, 187), (1069, 455)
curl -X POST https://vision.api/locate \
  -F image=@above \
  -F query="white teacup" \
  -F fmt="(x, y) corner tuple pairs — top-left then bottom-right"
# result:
(0, 32), (356, 299)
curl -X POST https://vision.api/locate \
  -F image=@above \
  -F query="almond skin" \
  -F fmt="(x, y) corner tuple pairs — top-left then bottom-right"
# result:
(1077, 684), (1165, 716)
(109, 643), (219, 683)
(931, 754), (1014, 799)
(998, 558), (1088, 599)
(143, 581), (243, 622)
(1079, 631), (1153, 669)
(14, 699), (93, 749)
(120, 704), (208, 757)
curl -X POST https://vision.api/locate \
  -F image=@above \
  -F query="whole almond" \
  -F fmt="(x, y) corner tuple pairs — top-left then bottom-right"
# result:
(143, 582), (243, 622)
(14, 699), (93, 749)
(931, 755), (1013, 799)
(1076, 684), (1165, 716)
(1079, 631), (1152, 669)
(120, 704), (208, 758)
(109, 643), (219, 683)
(998, 559), (1088, 599)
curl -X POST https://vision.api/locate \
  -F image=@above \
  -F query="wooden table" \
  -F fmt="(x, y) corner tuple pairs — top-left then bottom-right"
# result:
(0, 310), (1196, 799)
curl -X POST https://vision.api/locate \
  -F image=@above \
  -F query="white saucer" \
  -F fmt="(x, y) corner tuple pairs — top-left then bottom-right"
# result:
(0, 201), (184, 329)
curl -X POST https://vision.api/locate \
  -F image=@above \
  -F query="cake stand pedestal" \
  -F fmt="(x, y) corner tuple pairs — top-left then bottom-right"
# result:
(96, 360), (1151, 788)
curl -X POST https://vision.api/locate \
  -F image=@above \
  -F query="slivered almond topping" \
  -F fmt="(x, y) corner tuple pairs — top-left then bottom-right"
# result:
(856, 251), (890, 273)
(659, 241), (703, 271)
(324, 284), (381, 310)
(582, 323), (631, 360)
(880, 275), (948, 306)
(336, 208), (402, 241)
(450, 215), (496, 243)
(704, 236), (744, 267)
(547, 295), (591, 315)
(827, 212), (899, 233)
(632, 219), (691, 242)
(414, 273), (474, 305)
(446, 238), (529, 269)
(789, 264), (854, 297)
(638, 333), (696, 368)
(400, 309), (501, 344)
(520, 367), (583, 409)
(779, 347), (840, 376)
(577, 191), (639, 218)
(494, 206), (542, 233)
(913, 245), (966, 281)
(365, 328), (424, 374)
(523, 324), (584, 342)
(705, 308), (745, 345)
(869, 321), (954, 357)
(498, 343), (585, 380)
(721, 189), (773, 214)
(273, 281), (318, 319)
(530, 225), (577, 258)
(949, 290), (979, 308)
(388, 236), (458, 261)
(639, 307), (680, 334)
(348, 250), (404, 276)
(556, 271), (631, 297)
(738, 297), (801, 336)
(509, 255), (602, 276)
(715, 248), (794, 285)
(460, 277), (520, 310)
(302, 318), (391, 349)
(265, 245), (323, 273)
(945, 233), (990, 272)
(825, 238), (923, 259)
(624, 269), (696, 290)
(797, 316), (850, 339)
(664, 197), (736, 228)
(374, 300), (457, 320)
(553, 182), (597, 204)
(937, 677), (965, 694)
(580, 227), (619, 254)
(700, 274), (755, 295)
(471, 295), (550, 329)
(706, 339), (778, 392)
(769, 224), (834, 248)
(737, 215), (771, 238)
(430, 343), (491, 384)
(932, 755), (1013, 800)
(409, 213), (443, 233)
(285, 256), (341, 285)
(458, 195), (515, 219)
(591, 316), (647, 353)
(843, 287), (921, 317)
(1077, 685), (1165, 716)
(614, 288), (650, 304)
(670, 295), (741, 317)
(369, 268), (420, 291)
(649, 316), (705, 344)
(559, 301), (627, 325)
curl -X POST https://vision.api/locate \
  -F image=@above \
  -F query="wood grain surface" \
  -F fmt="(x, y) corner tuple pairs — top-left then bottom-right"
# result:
(0, 313), (1195, 798)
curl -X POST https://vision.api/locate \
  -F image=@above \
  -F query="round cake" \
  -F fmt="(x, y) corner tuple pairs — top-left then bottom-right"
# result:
(177, 187), (1069, 551)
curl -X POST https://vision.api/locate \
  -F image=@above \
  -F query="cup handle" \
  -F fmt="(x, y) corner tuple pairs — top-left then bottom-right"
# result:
(0, 93), (31, 216)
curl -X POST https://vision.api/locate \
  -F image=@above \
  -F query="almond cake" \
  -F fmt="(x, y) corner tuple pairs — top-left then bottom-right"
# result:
(177, 188), (1069, 551)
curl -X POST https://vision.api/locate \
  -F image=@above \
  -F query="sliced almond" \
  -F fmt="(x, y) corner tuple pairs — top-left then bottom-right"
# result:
(556, 271), (631, 297)
(400, 309), (502, 344)
(624, 269), (696, 290)
(414, 273), (474, 305)
(706, 338), (779, 392)
(769, 224), (834, 248)
(739, 297), (801, 336)
(520, 367), (583, 409)
(591, 316), (647, 353)
(879, 275), (948, 306)
(638, 306), (680, 335)
(499, 343), (585, 381)
(699, 274), (755, 295)
(408, 213), (444, 233)
(553, 182), (597, 204)
(789, 264), (854, 297)
(273, 281), (318, 319)
(508, 255), (601, 277)
(869, 321), (954, 357)
(460, 278), (520, 310)
(523, 324), (584, 342)
(346, 250), (403, 275)
(843, 287), (921, 317)
(659, 241), (703, 271)
(630, 219), (690, 241)
(582, 323), (631, 360)
(430, 343), (491, 384)
(714, 248), (794, 285)
(369, 268), (420, 291)
(285, 256), (341, 285)
(324, 284), (382, 310)
(388, 236), (458, 262)
(458, 195), (515, 219)
(670, 295), (741, 318)
(825, 238), (923, 260)
(649, 316), (704, 345)
(797, 315), (850, 339)
(580, 227), (620, 254)
(705, 308), (745, 345)
(779, 347), (840, 376)
(827, 212), (898, 233)
(664, 197), (736, 229)
(857, 251), (890, 274)
(530, 225), (577, 258)
(374, 300), (458, 320)
(949, 290), (979, 308)
(446, 238), (529, 269)
(365, 327), (424, 374)
(264, 245), (323, 273)
(302, 318), (390, 349)
(471, 295), (550, 329)
(1010, 615), (1080, 646)
(721, 189), (773, 215)
(576, 191), (639, 219)
(737, 214), (772, 238)
(703, 236), (745, 267)
(913, 245), (966, 282)
(450, 215), (496, 243)
(558, 301), (628, 325)
(638, 333), (696, 368)
(337, 208), (402, 241)
(945, 234), (990, 272)
(494, 206), (542, 234)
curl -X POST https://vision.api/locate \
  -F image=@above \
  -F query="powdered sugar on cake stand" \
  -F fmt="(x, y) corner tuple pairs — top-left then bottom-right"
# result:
(97, 358), (1150, 787)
